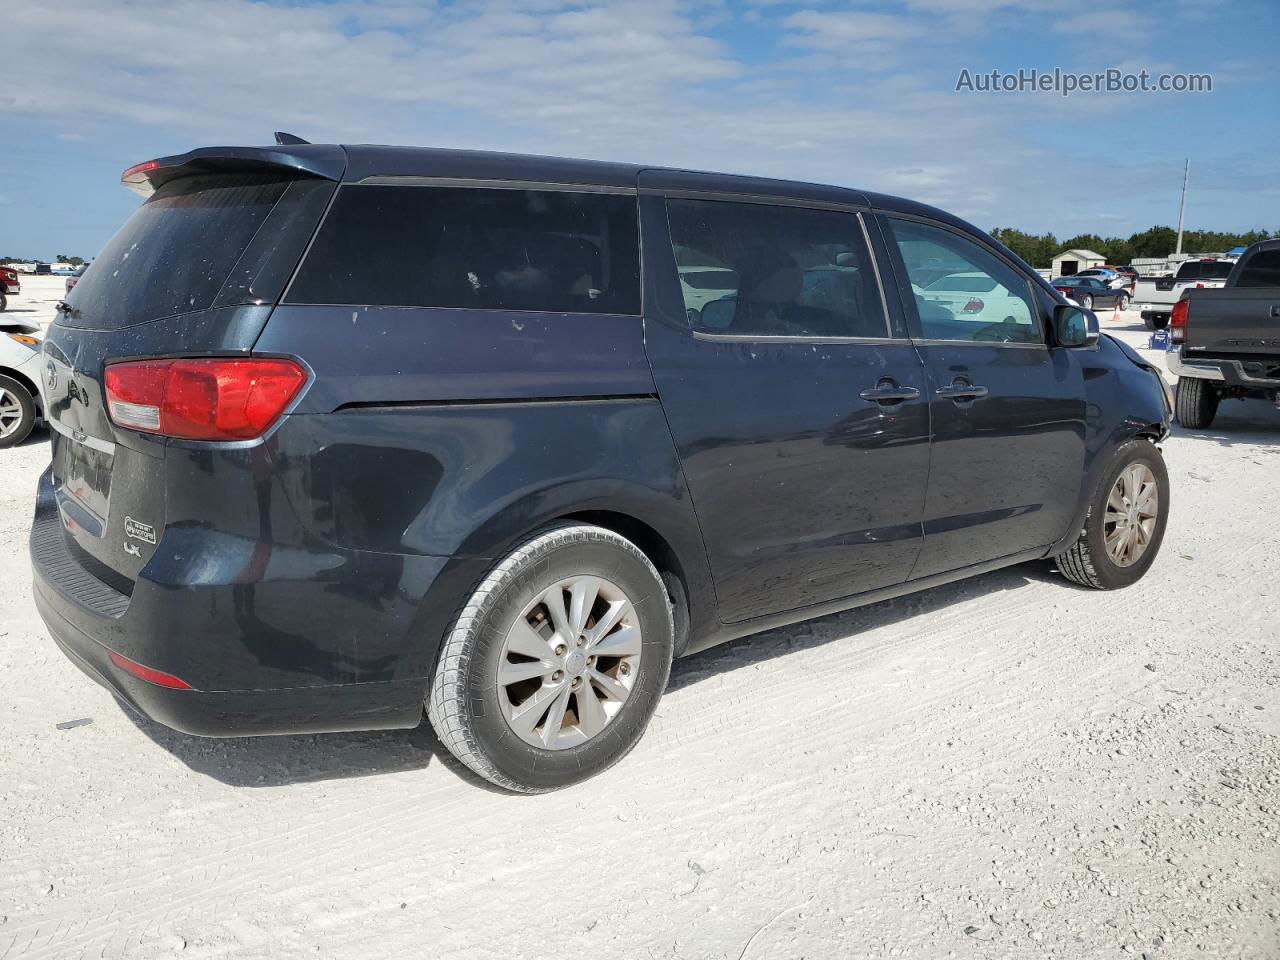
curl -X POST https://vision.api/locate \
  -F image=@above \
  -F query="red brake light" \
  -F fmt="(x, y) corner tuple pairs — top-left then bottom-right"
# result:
(105, 357), (307, 440)
(121, 159), (160, 182)
(962, 298), (985, 313)
(108, 650), (194, 690)
(1169, 298), (1190, 343)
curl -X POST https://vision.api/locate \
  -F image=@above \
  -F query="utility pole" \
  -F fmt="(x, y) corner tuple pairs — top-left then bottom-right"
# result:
(1175, 158), (1190, 255)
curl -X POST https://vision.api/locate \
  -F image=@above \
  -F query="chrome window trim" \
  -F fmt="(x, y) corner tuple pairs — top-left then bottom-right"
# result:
(690, 333), (913, 346)
(48, 417), (116, 454)
(356, 177), (637, 195)
(912, 338), (1048, 350)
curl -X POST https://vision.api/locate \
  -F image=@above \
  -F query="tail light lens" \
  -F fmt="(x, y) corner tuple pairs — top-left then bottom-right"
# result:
(962, 298), (985, 313)
(105, 357), (307, 441)
(1169, 297), (1190, 344)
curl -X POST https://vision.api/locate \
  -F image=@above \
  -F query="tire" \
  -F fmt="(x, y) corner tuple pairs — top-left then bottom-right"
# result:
(1080, 294), (1093, 310)
(1056, 439), (1169, 590)
(427, 523), (674, 792)
(1141, 312), (1154, 329)
(1118, 293), (1130, 310)
(1175, 376), (1219, 429)
(1151, 314), (1169, 330)
(0, 292), (7, 311)
(0, 375), (36, 448)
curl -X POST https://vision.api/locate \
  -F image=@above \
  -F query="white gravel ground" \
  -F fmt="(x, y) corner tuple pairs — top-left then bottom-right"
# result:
(1, 276), (1277, 958)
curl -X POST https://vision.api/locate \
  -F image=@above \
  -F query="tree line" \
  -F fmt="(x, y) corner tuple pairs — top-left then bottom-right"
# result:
(989, 226), (1276, 269)
(0, 254), (87, 265)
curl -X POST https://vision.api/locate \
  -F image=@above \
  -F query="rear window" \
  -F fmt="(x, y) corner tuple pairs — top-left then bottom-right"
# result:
(1233, 249), (1280, 288)
(286, 185), (641, 315)
(1176, 260), (1234, 281)
(63, 174), (293, 329)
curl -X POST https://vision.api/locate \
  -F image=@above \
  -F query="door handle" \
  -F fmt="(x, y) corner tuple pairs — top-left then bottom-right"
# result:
(935, 380), (989, 402)
(859, 381), (921, 405)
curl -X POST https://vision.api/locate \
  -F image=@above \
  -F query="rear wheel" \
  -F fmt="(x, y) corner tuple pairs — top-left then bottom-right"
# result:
(1118, 293), (1130, 310)
(427, 524), (674, 792)
(1151, 314), (1169, 330)
(0, 375), (36, 448)
(1175, 376), (1219, 429)
(1056, 439), (1169, 590)
(1080, 294), (1094, 310)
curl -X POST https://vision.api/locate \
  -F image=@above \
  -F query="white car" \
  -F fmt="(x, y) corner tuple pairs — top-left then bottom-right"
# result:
(0, 322), (45, 447)
(917, 271), (1038, 327)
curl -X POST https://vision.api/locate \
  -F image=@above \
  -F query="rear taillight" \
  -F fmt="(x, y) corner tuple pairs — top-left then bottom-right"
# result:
(1169, 297), (1190, 344)
(104, 357), (307, 441)
(962, 298), (985, 313)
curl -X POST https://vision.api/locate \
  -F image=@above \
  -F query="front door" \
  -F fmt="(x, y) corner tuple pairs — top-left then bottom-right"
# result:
(879, 215), (1086, 578)
(640, 191), (932, 624)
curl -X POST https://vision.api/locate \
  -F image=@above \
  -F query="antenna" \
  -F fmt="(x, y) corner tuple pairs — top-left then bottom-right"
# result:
(1175, 158), (1190, 255)
(274, 131), (310, 146)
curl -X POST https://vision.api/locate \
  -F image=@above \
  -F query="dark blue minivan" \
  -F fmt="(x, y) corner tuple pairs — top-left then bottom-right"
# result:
(33, 140), (1172, 791)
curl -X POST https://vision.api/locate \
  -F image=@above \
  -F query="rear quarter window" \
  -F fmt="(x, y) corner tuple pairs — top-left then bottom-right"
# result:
(286, 185), (641, 315)
(63, 174), (294, 329)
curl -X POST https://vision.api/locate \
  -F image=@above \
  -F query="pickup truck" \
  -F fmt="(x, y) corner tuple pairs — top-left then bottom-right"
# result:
(1168, 239), (1280, 428)
(1135, 258), (1235, 329)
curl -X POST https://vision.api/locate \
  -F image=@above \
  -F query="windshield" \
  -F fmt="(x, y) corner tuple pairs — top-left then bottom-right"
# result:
(1176, 260), (1234, 281)
(62, 173), (294, 329)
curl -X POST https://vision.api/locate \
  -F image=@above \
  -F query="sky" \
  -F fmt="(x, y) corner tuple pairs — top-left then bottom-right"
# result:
(1, 0), (1276, 261)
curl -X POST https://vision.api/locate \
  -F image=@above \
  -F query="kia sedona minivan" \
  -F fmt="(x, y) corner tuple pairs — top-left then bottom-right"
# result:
(33, 139), (1172, 791)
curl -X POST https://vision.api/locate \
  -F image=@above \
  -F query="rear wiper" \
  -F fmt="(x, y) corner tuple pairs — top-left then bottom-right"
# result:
(55, 300), (80, 319)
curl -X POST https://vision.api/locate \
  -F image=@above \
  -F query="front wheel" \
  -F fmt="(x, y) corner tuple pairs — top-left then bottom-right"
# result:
(427, 524), (674, 792)
(1056, 439), (1169, 590)
(1175, 376), (1219, 429)
(0, 292), (7, 312)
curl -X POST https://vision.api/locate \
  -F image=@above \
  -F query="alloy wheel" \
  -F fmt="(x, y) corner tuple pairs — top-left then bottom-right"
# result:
(1103, 463), (1159, 567)
(0, 388), (24, 439)
(498, 575), (642, 750)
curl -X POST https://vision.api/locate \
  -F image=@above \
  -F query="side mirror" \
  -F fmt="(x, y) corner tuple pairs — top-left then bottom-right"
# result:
(1052, 303), (1098, 348)
(698, 298), (736, 331)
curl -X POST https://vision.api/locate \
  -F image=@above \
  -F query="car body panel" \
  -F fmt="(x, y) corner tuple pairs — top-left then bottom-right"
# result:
(31, 142), (1172, 737)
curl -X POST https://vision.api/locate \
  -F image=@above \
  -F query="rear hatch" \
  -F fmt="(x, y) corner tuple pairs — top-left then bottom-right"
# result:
(43, 146), (341, 590)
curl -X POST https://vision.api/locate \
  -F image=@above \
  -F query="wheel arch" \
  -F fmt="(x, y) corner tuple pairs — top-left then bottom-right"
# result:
(0, 366), (41, 414)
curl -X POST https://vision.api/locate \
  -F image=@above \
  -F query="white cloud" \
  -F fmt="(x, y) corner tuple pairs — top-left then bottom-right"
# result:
(0, 0), (1266, 241)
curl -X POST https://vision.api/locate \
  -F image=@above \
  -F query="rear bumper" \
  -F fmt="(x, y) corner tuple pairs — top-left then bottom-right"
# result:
(1167, 349), (1280, 390)
(1135, 302), (1173, 317)
(35, 581), (424, 736)
(30, 468), (440, 737)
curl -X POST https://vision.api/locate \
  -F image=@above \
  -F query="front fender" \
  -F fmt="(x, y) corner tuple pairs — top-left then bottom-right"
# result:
(1048, 336), (1170, 555)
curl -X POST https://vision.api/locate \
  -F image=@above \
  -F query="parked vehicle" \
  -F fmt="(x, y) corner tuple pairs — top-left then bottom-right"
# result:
(0, 320), (44, 447)
(1051, 275), (1131, 311)
(1, 265), (19, 312)
(1077, 266), (1137, 293)
(1168, 239), (1280, 428)
(1134, 259), (1234, 329)
(1075, 267), (1125, 290)
(65, 263), (88, 295)
(32, 141), (1172, 792)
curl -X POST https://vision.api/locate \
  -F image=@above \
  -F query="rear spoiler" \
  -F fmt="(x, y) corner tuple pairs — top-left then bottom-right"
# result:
(121, 143), (347, 197)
